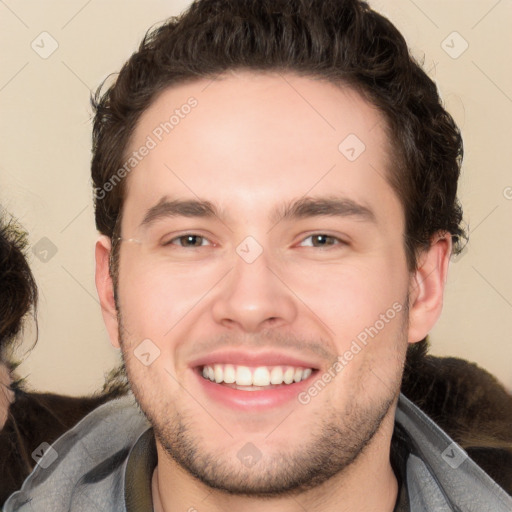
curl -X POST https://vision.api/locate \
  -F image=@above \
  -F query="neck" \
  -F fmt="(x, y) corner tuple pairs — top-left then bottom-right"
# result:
(152, 405), (399, 512)
(0, 361), (14, 429)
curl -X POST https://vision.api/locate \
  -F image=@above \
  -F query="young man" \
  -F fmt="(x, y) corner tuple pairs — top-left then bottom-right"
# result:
(4, 0), (512, 510)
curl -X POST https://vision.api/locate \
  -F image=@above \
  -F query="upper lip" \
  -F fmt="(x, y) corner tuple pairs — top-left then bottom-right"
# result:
(189, 350), (322, 370)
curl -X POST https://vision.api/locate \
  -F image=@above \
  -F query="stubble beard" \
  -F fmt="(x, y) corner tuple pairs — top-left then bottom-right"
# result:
(116, 300), (408, 498)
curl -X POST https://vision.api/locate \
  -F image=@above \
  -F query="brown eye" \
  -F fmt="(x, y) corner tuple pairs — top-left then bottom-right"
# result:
(164, 234), (210, 247)
(299, 234), (345, 248)
(312, 234), (336, 247)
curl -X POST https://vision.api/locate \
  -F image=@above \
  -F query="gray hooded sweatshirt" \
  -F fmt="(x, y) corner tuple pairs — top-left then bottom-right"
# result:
(3, 393), (512, 511)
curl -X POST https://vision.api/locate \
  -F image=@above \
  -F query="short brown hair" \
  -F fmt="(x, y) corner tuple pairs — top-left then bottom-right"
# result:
(91, 0), (466, 284)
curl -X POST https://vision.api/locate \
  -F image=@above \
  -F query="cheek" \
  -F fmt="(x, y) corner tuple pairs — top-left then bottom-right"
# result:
(117, 258), (223, 338)
(285, 255), (406, 337)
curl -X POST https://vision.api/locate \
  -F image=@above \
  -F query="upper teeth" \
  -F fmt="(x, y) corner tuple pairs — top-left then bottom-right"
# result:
(202, 364), (313, 386)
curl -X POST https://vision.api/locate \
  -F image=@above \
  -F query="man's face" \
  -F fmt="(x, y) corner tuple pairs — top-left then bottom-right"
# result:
(113, 71), (413, 494)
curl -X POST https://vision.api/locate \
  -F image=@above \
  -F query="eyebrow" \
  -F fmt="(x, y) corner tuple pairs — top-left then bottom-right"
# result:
(140, 198), (218, 227)
(139, 195), (377, 229)
(271, 196), (377, 225)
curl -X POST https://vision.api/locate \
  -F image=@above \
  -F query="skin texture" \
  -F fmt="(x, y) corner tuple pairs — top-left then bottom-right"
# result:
(95, 71), (451, 512)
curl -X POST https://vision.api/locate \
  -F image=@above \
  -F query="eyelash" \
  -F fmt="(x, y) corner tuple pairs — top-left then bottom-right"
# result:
(162, 233), (348, 249)
(163, 234), (212, 248)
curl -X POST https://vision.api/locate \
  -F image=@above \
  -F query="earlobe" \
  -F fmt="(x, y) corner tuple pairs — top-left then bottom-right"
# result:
(407, 232), (452, 344)
(95, 235), (120, 349)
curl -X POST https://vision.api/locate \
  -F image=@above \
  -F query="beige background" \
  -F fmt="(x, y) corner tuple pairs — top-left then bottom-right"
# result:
(0, 0), (511, 395)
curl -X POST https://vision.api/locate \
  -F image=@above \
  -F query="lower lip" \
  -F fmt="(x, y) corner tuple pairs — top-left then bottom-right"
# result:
(194, 368), (318, 411)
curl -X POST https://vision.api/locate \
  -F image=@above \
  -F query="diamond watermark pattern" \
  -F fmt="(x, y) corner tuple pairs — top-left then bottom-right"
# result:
(134, 338), (161, 366)
(236, 236), (263, 264)
(32, 442), (58, 469)
(32, 237), (58, 263)
(338, 133), (366, 162)
(237, 442), (262, 468)
(441, 442), (468, 469)
(441, 32), (469, 59)
(31, 31), (59, 59)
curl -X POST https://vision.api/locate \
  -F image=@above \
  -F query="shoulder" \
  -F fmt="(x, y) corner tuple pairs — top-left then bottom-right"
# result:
(396, 393), (512, 511)
(3, 393), (150, 512)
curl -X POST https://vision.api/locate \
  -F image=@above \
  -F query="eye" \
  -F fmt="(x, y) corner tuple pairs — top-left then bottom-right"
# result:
(298, 234), (347, 248)
(163, 234), (213, 248)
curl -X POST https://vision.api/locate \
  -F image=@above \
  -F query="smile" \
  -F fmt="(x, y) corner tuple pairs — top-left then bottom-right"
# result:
(201, 364), (313, 388)
(195, 363), (319, 410)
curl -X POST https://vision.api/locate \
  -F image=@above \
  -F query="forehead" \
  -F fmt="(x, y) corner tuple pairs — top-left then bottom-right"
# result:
(121, 70), (401, 231)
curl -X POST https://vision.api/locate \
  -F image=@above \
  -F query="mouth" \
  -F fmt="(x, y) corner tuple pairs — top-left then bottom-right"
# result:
(193, 362), (320, 410)
(200, 363), (314, 388)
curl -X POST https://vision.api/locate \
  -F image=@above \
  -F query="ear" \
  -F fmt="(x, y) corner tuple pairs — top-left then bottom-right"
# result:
(95, 235), (120, 349)
(407, 231), (452, 344)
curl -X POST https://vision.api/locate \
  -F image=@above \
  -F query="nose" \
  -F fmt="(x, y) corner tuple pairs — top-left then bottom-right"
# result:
(211, 246), (298, 333)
